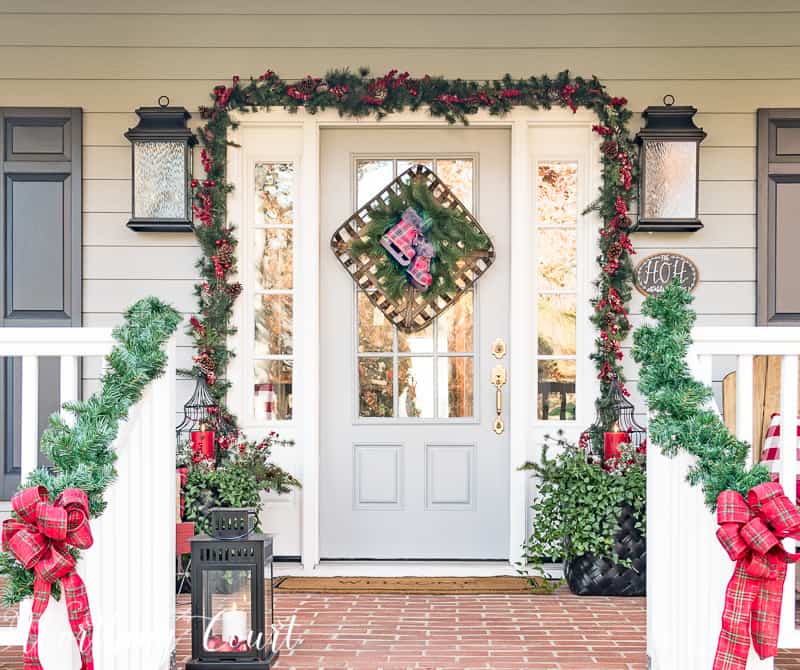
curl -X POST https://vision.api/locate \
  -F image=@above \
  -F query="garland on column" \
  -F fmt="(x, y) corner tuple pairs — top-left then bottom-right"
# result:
(188, 68), (637, 447)
(633, 281), (800, 670)
(0, 297), (181, 606)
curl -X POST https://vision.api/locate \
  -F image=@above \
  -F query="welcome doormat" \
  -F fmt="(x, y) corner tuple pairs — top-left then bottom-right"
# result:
(273, 575), (548, 594)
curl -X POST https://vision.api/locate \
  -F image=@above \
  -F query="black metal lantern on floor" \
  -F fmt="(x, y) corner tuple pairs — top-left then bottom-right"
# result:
(635, 95), (706, 232)
(124, 96), (196, 232)
(187, 509), (277, 670)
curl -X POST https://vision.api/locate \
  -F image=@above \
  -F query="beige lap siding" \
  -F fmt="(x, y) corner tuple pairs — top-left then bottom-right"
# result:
(1, 0), (796, 421)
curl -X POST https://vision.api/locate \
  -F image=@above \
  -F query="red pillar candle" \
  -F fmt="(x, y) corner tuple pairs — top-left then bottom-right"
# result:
(191, 423), (215, 462)
(603, 423), (629, 470)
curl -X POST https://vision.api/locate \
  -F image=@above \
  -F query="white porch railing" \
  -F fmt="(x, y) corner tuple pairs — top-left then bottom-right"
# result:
(0, 328), (177, 670)
(648, 326), (800, 670)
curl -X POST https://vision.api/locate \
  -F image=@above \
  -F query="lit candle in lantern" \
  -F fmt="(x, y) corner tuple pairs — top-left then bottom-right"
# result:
(190, 422), (215, 462)
(221, 601), (248, 645)
(603, 422), (629, 470)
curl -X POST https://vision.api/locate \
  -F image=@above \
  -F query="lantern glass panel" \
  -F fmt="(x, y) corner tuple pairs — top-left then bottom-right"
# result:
(133, 140), (187, 219)
(202, 568), (254, 653)
(642, 140), (697, 220)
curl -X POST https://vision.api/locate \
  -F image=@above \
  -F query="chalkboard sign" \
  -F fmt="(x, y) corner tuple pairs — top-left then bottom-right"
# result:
(634, 252), (699, 296)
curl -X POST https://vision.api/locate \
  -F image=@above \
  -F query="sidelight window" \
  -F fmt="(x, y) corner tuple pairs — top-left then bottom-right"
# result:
(535, 161), (579, 421)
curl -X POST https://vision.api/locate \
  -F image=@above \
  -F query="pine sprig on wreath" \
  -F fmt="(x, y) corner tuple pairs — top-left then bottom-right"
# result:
(349, 175), (491, 302)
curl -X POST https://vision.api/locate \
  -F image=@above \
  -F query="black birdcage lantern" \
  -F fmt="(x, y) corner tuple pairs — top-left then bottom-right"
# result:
(589, 376), (646, 452)
(124, 96), (197, 232)
(176, 376), (218, 439)
(635, 95), (706, 232)
(187, 509), (277, 670)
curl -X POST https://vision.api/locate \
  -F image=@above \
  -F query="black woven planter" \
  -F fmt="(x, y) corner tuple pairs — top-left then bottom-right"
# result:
(564, 503), (646, 597)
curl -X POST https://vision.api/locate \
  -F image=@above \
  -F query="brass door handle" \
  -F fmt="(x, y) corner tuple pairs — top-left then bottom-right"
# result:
(491, 365), (507, 435)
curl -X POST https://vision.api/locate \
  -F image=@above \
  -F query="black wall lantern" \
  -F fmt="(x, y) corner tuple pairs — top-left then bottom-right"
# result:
(635, 95), (706, 232)
(188, 509), (277, 669)
(124, 96), (196, 232)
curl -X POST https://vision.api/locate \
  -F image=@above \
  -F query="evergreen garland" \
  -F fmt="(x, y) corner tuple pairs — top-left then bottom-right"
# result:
(632, 281), (769, 510)
(189, 68), (638, 450)
(0, 297), (182, 606)
(349, 174), (491, 302)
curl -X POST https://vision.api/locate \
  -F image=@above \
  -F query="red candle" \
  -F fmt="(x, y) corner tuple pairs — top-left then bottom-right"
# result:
(604, 423), (629, 470)
(191, 423), (215, 462)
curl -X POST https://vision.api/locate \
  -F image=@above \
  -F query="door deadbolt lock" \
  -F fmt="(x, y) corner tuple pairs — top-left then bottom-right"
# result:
(491, 338), (507, 359)
(491, 365), (507, 435)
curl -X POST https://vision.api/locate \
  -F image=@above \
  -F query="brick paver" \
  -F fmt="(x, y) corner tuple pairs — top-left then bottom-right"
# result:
(0, 589), (799, 668)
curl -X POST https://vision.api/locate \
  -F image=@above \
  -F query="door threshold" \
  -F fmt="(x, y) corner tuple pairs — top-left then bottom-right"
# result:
(275, 560), (534, 578)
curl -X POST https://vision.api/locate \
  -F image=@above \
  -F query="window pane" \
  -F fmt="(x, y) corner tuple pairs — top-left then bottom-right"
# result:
(255, 162), (294, 226)
(254, 295), (293, 356)
(537, 162), (578, 226)
(397, 159), (433, 175)
(254, 228), (293, 290)
(537, 359), (576, 421)
(357, 159), (393, 208)
(537, 229), (576, 291)
(254, 360), (293, 421)
(436, 159), (473, 211)
(359, 357), (394, 418)
(643, 140), (697, 219)
(437, 357), (474, 418)
(437, 290), (474, 353)
(133, 141), (186, 219)
(537, 294), (576, 356)
(358, 292), (393, 352)
(398, 324), (434, 354)
(398, 357), (434, 418)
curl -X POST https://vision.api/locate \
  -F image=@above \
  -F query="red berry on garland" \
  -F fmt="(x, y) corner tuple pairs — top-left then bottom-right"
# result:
(191, 179), (199, 188)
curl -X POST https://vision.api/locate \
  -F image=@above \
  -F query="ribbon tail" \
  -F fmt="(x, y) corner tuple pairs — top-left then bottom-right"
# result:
(750, 562), (786, 659)
(23, 577), (51, 670)
(713, 562), (761, 670)
(62, 573), (94, 670)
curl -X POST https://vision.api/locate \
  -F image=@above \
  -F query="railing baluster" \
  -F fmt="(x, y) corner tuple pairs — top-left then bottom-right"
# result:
(779, 355), (799, 651)
(736, 355), (754, 458)
(59, 356), (79, 426)
(20, 355), (39, 483)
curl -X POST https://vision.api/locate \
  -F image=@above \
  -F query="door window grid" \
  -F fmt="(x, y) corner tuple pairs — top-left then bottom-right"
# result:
(354, 157), (476, 421)
(535, 161), (579, 421)
(252, 161), (295, 422)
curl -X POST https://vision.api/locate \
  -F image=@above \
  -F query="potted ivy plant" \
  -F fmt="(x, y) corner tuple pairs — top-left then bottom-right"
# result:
(519, 432), (646, 596)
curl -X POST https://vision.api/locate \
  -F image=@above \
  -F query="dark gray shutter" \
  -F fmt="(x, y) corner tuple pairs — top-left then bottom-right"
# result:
(757, 109), (800, 325)
(0, 108), (82, 498)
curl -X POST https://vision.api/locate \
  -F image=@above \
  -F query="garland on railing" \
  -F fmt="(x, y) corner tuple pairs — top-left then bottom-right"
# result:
(0, 297), (181, 606)
(188, 68), (638, 447)
(632, 281), (800, 670)
(632, 281), (769, 508)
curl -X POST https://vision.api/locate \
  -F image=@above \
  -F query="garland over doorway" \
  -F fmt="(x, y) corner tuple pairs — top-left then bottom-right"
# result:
(189, 68), (637, 448)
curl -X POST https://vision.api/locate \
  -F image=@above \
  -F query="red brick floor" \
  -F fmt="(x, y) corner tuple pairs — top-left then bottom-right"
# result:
(0, 589), (799, 668)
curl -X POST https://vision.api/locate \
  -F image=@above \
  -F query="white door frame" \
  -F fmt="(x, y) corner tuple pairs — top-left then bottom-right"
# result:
(226, 108), (601, 572)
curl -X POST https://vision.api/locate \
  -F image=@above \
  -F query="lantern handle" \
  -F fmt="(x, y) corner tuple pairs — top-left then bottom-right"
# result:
(158, 95), (170, 108)
(662, 94), (675, 107)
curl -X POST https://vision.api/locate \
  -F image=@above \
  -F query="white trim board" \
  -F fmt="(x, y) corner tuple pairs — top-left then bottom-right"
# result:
(227, 107), (602, 573)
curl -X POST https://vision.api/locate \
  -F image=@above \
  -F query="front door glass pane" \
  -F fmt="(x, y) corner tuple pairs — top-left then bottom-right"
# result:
(354, 157), (476, 420)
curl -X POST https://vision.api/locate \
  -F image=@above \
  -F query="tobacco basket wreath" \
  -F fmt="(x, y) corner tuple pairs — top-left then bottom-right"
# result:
(330, 164), (495, 333)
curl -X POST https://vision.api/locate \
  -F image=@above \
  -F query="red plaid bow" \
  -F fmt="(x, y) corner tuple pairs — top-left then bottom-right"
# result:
(713, 482), (800, 670)
(2, 485), (94, 670)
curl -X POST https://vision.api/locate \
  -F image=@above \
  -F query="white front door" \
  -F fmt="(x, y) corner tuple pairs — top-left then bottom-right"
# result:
(319, 128), (511, 559)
